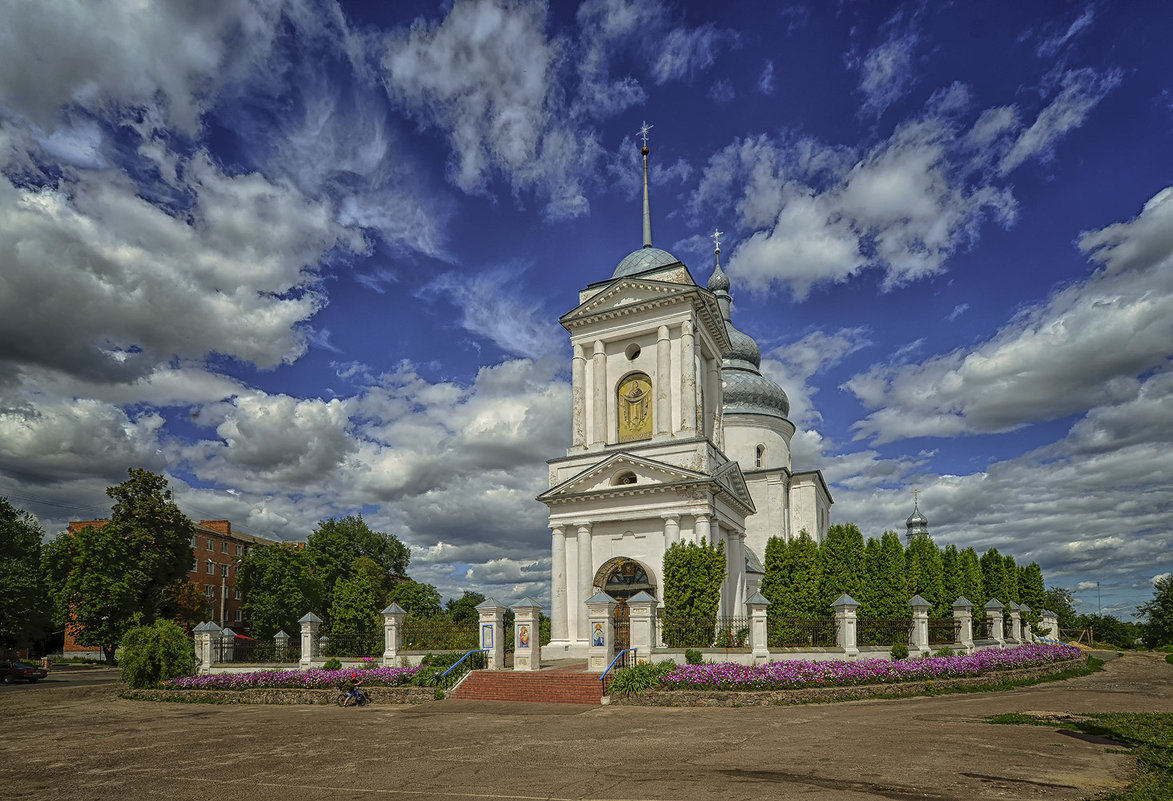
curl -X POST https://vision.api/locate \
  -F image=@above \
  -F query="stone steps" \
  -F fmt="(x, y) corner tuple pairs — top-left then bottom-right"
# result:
(450, 670), (604, 704)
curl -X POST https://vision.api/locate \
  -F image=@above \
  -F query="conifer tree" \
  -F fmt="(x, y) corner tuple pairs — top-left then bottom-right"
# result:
(957, 547), (985, 610)
(980, 549), (1007, 604)
(941, 544), (961, 606)
(905, 534), (946, 615)
(872, 531), (907, 618)
(788, 531), (823, 616)
(859, 536), (883, 616)
(662, 539), (726, 621)
(1018, 562), (1046, 613)
(1002, 555), (1020, 604)
(818, 523), (865, 610)
(761, 536), (794, 616)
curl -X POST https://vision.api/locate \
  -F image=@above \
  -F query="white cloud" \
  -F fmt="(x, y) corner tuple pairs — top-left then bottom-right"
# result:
(845, 185), (1173, 443)
(759, 327), (870, 428)
(1036, 7), (1097, 59)
(855, 31), (920, 117)
(758, 61), (775, 95)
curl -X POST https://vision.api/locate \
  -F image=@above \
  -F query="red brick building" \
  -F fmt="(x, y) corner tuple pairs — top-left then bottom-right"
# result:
(62, 519), (279, 656)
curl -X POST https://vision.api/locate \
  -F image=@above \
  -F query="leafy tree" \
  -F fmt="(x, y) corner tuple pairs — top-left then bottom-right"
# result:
(238, 545), (325, 638)
(1074, 613), (1144, 649)
(870, 532), (907, 618)
(662, 539), (726, 620)
(158, 578), (210, 630)
(905, 534), (946, 616)
(119, 619), (193, 688)
(445, 591), (486, 623)
(43, 469), (194, 663)
(761, 536), (794, 615)
(1138, 574), (1173, 647)
(1042, 586), (1078, 630)
(388, 579), (443, 618)
(1018, 563), (1046, 613)
(819, 523), (865, 611)
(957, 547), (985, 610)
(980, 549), (1008, 604)
(0, 498), (49, 650)
(327, 565), (383, 654)
(941, 544), (961, 607)
(306, 515), (409, 615)
(857, 536), (884, 616)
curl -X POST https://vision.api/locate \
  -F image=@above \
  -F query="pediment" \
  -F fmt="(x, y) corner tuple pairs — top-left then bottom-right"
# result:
(713, 459), (755, 513)
(538, 452), (706, 500)
(563, 277), (697, 325)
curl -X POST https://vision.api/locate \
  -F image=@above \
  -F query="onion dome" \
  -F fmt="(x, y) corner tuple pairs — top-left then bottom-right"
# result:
(613, 246), (683, 278)
(906, 499), (930, 540)
(708, 239), (790, 421)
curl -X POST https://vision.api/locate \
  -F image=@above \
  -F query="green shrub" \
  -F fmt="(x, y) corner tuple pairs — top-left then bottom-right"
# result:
(935, 647), (955, 657)
(119, 620), (194, 689)
(606, 660), (676, 696)
(1165, 653), (1173, 667)
(890, 642), (909, 660)
(684, 648), (704, 665)
(420, 651), (462, 669)
(322, 657), (342, 671)
(413, 667), (441, 686)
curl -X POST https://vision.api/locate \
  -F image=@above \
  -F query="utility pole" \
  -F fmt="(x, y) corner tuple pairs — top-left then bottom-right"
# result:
(1097, 581), (1102, 616)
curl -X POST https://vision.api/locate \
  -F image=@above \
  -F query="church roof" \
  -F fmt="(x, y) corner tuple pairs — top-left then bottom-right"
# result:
(613, 246), (683, 278)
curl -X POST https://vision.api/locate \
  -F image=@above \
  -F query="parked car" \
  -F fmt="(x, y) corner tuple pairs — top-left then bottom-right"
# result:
(0, 660), (48, 683)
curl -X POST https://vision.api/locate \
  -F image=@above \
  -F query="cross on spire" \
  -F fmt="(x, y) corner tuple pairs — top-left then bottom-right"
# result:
(637, 121), (653, 148)
(913, 488), (920, 505)
(711, 228), (724, 253)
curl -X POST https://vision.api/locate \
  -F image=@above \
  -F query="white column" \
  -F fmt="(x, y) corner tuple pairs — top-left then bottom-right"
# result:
(577, 523), (593, 643)
(680, 320), (696, 434)
(661, 514), (680, 549)
(571, 344), (586, 448)
(550, 525), (568, 643)
(734, 531), (747, 615)
(591, 340), (606, 446)
(721, 526), (736, 618)
(656, 325), (671, 437)
(694, 513), (711, 546)
(708, 357), (723, 450)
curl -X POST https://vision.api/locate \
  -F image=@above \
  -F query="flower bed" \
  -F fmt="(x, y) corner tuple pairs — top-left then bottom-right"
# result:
(161, 665), (423, 691)
(658, 644), (1083, 692)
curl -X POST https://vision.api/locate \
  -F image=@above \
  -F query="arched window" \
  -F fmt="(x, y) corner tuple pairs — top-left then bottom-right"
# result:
(612, 471), (637, 486)
(617, 372), (652, 443)
(755, 444), (765, 468)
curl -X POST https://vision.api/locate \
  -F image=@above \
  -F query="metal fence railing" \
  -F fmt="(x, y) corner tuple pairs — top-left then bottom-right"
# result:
(212, 636), (302, 664)
(402, 619), (479, 651)
(856, 617), (913, 647)
(928, 618), (961, 645)
(321, 630), (382, 658)
(656, 615), (751, 649)
(767, 615), (836, 647)
(974, 617), (993, 639)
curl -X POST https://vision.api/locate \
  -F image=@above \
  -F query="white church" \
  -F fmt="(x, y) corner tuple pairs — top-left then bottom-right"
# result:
(539, 130), (832, 659)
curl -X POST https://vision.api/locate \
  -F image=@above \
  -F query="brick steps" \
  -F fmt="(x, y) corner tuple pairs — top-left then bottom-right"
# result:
(450, 670), (603, 704)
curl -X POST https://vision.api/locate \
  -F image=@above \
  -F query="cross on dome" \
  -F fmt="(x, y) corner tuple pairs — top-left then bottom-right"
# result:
(637, 121), (653, 147)
(711, 228), (723, 253)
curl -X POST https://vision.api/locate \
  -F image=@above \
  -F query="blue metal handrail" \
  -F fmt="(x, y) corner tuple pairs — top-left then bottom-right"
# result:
(599, 648), (637, 693)
(439, 648), (489, 689)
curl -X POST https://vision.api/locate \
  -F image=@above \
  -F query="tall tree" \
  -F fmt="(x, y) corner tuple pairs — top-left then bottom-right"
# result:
(1001, 554), (1021, 604)
(662, 540), (726, 620)
(761, 536), (794, 615)
(328, 564), (383, 653)
(788, 531), (823, 616)
(43, 469), (194, 663)
(1138, 575), (1173, 647)
(306, 515), (410, 616)
(237, 544), (326, 638)
(858, 536), (884, 616)
(957, 548), (986, 610)
(905, 534), (946, 615)
(387, 580), (443, 619)
(871, 531), (907, 618)
(445, 591), (486, 623)
(0, 498), (49, 650)
(819, 523), (865, 611)
(1042, 586), (1078, 630)
(941, 544), (961, 606)
(1018, 563), (1046, 614)
(980, 549), (1007, 604)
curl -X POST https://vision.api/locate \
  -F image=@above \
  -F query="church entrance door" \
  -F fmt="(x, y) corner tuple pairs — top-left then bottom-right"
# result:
(613, 598), (630, 649)
(594, 557), (654, 652)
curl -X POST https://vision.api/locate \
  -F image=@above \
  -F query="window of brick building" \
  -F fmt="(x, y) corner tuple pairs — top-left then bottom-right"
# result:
(220, 564), (228, 577)
(206, 539), (213, 550)
(235, 590), (242, 600)
(191, 535), (197, 547)
(221, 542), (228, 553)
(206, 585), (216, 597)
(206, 560), (214, 574)
(191, 559), (197, 573)
(235, 544), (242, 556)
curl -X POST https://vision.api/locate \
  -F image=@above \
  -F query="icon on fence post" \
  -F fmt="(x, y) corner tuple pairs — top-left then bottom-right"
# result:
(592, 621), (605, 647)
(481, 624), (493, 649)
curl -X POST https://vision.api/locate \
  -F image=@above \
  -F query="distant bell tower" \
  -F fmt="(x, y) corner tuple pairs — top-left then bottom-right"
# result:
(906, 489), (930, 541)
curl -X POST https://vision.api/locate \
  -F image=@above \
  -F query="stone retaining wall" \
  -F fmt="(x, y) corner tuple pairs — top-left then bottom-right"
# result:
(608, 657), (1087, 707)
(126, 685), (438, 705)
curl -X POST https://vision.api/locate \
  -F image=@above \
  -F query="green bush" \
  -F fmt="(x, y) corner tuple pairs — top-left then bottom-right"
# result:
(322, 657), (343, 671)
(413, 667), (442, 686)
(684, 648), (704, 665)
(890, 642), (909, 660)
(607, 660), (676, 696)
(935, 647), (955, 657)
(1165, 653), (1173, 667)
(119, 620), (194, 689)
(420, 651), (462, 669)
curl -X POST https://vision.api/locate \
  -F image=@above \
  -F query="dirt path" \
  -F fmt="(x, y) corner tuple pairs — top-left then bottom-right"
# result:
(3, 652), (1171, 800)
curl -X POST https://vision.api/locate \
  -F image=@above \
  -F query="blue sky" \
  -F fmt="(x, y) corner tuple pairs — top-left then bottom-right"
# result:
(1, 0), (1170, 620)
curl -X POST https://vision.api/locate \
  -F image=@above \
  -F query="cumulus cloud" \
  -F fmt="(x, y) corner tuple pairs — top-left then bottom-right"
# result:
(845, 185), (1173, 443)
(854, 30), (920, 117)
(696, 67), (1116, 299)
(759, 327), (871, 428)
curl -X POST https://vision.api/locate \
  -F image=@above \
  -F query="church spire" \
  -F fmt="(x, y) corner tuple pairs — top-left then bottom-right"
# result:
(707, 227), (733, 321)
(638, 121), (653, 248)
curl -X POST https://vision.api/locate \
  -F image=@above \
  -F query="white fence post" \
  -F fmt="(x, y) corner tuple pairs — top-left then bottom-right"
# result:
(476, 598), (506, 670)
(832, 594), (859, 659)
(747, 592), (770, 664)
(299, 612), (322, 668)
